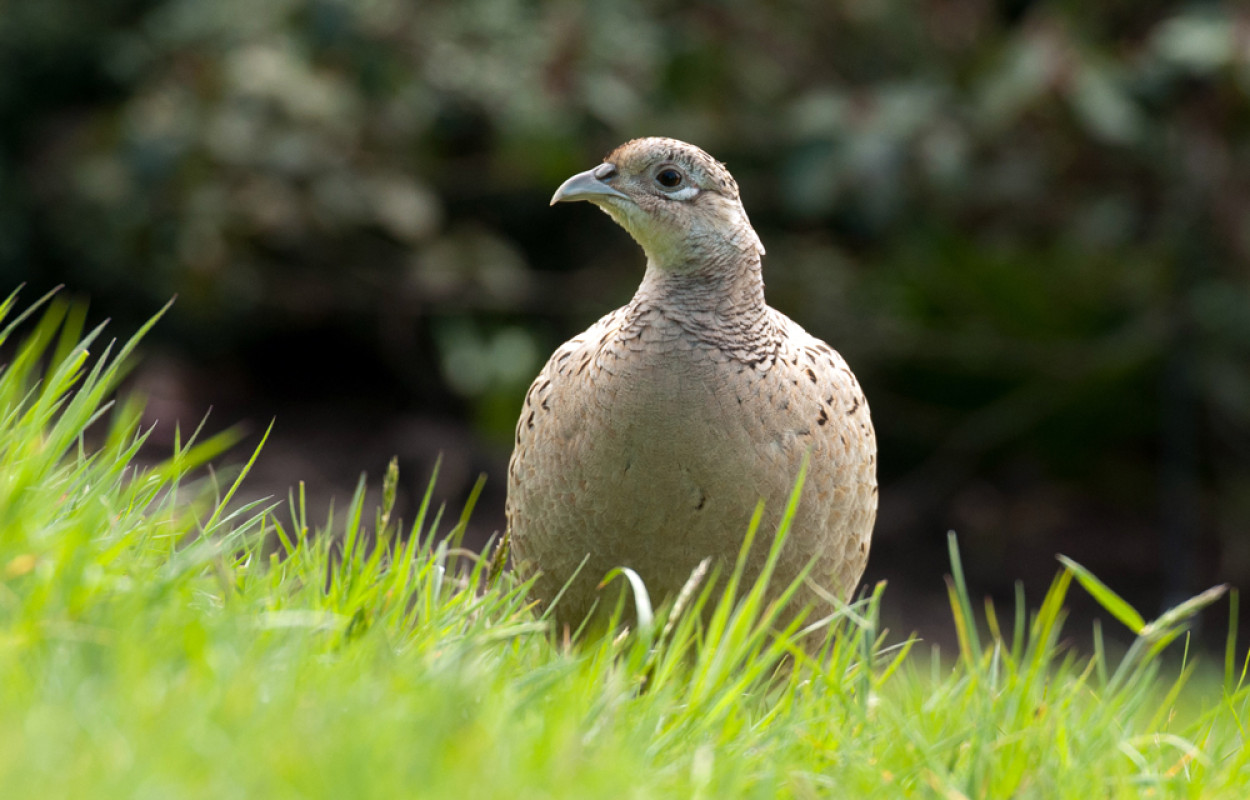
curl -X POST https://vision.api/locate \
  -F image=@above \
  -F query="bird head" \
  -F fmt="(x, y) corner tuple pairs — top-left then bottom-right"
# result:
(550, 138), (765, 271)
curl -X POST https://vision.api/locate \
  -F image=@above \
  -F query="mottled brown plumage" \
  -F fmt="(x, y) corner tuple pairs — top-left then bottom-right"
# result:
(507, 138), (877, 632)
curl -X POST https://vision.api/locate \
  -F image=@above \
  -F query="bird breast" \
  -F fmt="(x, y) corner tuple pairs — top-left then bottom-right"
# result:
(507, 297), (876, 630)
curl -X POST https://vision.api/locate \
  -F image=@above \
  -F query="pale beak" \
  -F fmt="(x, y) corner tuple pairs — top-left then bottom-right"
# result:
(550, 163), (631, 206)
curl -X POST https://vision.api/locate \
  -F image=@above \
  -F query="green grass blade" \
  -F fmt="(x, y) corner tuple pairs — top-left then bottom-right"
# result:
(1058, 554), (1146, 634)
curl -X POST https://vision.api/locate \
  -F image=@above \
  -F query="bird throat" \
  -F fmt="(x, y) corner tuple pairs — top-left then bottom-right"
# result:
(620, 254), (777, 369)
(633, 252), (766, 318)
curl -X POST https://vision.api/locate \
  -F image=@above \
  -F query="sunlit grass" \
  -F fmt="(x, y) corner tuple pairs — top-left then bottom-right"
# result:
(0, 290), (1246, 798)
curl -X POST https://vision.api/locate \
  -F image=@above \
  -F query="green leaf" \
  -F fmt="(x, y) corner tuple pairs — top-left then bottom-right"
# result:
(1058, 555), (1145, 634)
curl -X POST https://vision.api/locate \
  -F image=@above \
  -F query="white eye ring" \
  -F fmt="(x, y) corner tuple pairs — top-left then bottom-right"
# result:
(666, 185), (700, 201)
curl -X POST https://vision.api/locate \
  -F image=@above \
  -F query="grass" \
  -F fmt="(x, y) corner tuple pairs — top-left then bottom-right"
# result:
(1, 289), (1247, 799)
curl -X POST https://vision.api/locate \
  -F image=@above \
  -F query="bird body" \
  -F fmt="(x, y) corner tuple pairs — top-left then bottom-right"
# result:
(507, 138), (876, 631)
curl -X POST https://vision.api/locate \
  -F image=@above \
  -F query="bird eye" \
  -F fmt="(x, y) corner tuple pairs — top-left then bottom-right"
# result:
(655, 168), (683, 188)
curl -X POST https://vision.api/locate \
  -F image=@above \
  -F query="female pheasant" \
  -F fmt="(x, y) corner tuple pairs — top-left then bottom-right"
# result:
(507, 138), (877, 632)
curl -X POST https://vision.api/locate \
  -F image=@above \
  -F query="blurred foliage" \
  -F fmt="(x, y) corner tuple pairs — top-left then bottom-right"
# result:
(2, 0), (1249, 600)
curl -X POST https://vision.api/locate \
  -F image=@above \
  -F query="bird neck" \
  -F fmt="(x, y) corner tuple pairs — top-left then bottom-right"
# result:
(631, 250), (768, 321)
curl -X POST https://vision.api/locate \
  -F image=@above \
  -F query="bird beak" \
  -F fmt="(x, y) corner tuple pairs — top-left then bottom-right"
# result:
(550, 165), (631, 206)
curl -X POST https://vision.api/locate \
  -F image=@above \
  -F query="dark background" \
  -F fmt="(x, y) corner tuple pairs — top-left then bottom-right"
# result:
(3, 0), (1248, 644)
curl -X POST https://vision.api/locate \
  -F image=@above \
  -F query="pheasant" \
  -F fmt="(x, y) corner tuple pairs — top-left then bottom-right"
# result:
(506, 137), (877, 633)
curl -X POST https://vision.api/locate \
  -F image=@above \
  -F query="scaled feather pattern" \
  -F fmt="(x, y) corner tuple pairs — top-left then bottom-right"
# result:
(507, 138), (877, 631)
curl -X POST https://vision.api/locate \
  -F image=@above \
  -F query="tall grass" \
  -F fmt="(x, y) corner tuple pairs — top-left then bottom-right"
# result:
(0, 290), (1246, 798)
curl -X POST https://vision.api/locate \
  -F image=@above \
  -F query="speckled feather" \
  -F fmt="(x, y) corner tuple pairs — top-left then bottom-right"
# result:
(507, 138), (877, 631)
